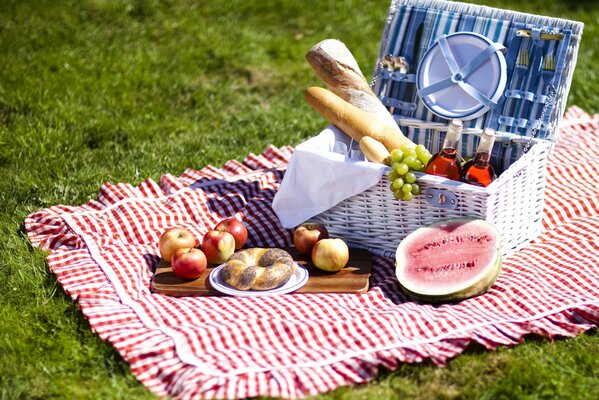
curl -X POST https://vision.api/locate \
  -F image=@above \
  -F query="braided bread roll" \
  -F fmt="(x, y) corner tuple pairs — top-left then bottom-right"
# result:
(220, 248), (296, 291)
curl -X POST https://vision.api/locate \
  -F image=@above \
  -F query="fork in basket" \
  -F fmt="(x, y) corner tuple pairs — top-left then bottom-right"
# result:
(502, 49), (530, 132)
(540, 55), (556, 94)
(527, 54), (556, 137)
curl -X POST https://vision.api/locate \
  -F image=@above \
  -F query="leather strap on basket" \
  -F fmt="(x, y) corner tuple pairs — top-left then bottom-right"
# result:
(418, 35), (505, 109)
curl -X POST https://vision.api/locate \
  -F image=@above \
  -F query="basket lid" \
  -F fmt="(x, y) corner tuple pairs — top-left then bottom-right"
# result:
(373, 0), (584, 142)
(416, 32), (507, 121)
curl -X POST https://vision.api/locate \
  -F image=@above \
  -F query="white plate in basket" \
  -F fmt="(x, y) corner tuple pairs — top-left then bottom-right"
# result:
(416, 31), (507, 120)
(209, 262), (309, 297)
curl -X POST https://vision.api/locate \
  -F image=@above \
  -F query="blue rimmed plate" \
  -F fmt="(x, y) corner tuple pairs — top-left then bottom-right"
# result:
(209, 262), (309, 297)
(416, 32), (507, 120)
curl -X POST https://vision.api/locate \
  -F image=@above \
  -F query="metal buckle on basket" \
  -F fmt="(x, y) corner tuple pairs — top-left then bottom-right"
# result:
(425, 188), (458, 210)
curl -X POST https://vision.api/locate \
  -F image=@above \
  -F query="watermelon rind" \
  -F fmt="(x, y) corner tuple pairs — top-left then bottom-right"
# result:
(395, 218), (502, 303)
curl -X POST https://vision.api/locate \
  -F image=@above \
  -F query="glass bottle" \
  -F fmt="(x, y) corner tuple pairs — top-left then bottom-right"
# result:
(461, 128), (497, 187)
(424, 119), (463, 181)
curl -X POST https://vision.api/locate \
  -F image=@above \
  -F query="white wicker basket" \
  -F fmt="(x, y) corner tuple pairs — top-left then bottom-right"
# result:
(312, 138), (551, 258)
(306, 0), (583, 259)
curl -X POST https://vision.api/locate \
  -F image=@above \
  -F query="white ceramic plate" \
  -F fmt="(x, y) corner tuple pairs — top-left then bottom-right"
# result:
(417, 32), (507, 120)
(209, 263), (309, 297)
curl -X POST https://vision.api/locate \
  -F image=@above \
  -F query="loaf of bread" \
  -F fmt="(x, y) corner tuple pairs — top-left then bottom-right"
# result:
(306, 39), (400, 132)
(304, 86), (415, 151)
(359, 137), (391, 164)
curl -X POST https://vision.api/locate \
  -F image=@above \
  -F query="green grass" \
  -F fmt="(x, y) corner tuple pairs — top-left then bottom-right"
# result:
(0, 0), (597, 398)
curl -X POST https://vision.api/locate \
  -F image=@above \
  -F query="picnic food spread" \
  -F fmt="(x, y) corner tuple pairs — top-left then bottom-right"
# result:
(220, 248), (296, 291)
(302, 39), (500, 210)
(286, 0), (580, 300)
(158, 2), (580, 302)
(24, 1), (594, 398)
(292, 36), (506, 301)
(278, 3), (581, 260)
(156, 217), (354, 294)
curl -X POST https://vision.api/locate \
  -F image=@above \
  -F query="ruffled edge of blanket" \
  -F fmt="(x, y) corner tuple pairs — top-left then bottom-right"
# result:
(24, 135), (599, 399)
(83, 297), (598, 399)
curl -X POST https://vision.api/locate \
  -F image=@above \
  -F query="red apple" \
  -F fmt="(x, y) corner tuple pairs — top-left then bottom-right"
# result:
(201, 230), (236, 264)
(171, 248), (207, 280)
(159, 228), (198, 262)
(311, 238), (349, 272)
(214, 218), (248, 250)
(293, 222), (329, 255)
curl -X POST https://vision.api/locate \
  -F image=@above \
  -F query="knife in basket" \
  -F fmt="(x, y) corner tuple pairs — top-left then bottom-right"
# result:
(395, 8), (426, 116)
(402, 22), (424, 116)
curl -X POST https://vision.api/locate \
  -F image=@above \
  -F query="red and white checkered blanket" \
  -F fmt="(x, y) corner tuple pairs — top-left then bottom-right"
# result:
(26, 106), (599, 399)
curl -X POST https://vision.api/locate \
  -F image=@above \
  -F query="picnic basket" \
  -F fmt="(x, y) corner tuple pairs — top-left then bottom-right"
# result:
(286, 0), (584, 259)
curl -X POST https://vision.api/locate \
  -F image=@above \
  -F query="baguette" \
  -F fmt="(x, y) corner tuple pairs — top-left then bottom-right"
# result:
(306, 39), (400, 132)
(359, 137), (391, 164)
(304, 86), (415, 151)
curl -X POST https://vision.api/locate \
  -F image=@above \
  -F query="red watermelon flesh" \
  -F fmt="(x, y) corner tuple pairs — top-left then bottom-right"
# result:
(396, 218), (502, 302)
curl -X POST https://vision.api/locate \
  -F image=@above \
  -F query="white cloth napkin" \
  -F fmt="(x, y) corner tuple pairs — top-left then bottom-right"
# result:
(272, 126), (387, 228)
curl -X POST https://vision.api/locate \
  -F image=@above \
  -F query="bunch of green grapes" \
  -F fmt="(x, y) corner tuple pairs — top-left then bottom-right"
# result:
(388, 144), (433, 201)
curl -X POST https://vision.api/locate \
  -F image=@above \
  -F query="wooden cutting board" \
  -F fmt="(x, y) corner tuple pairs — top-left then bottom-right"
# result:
(150, 247), (372, 297)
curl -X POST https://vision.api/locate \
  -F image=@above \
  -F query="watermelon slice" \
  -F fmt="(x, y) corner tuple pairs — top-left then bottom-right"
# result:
(395, 218), (502, 303)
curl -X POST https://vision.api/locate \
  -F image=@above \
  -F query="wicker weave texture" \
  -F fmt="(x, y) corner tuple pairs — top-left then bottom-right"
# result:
(312, 140), (551, 259)
(485, 140), (550, 255)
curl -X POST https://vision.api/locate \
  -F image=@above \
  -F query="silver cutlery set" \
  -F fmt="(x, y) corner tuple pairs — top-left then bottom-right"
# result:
(500, 31), (559, 139)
